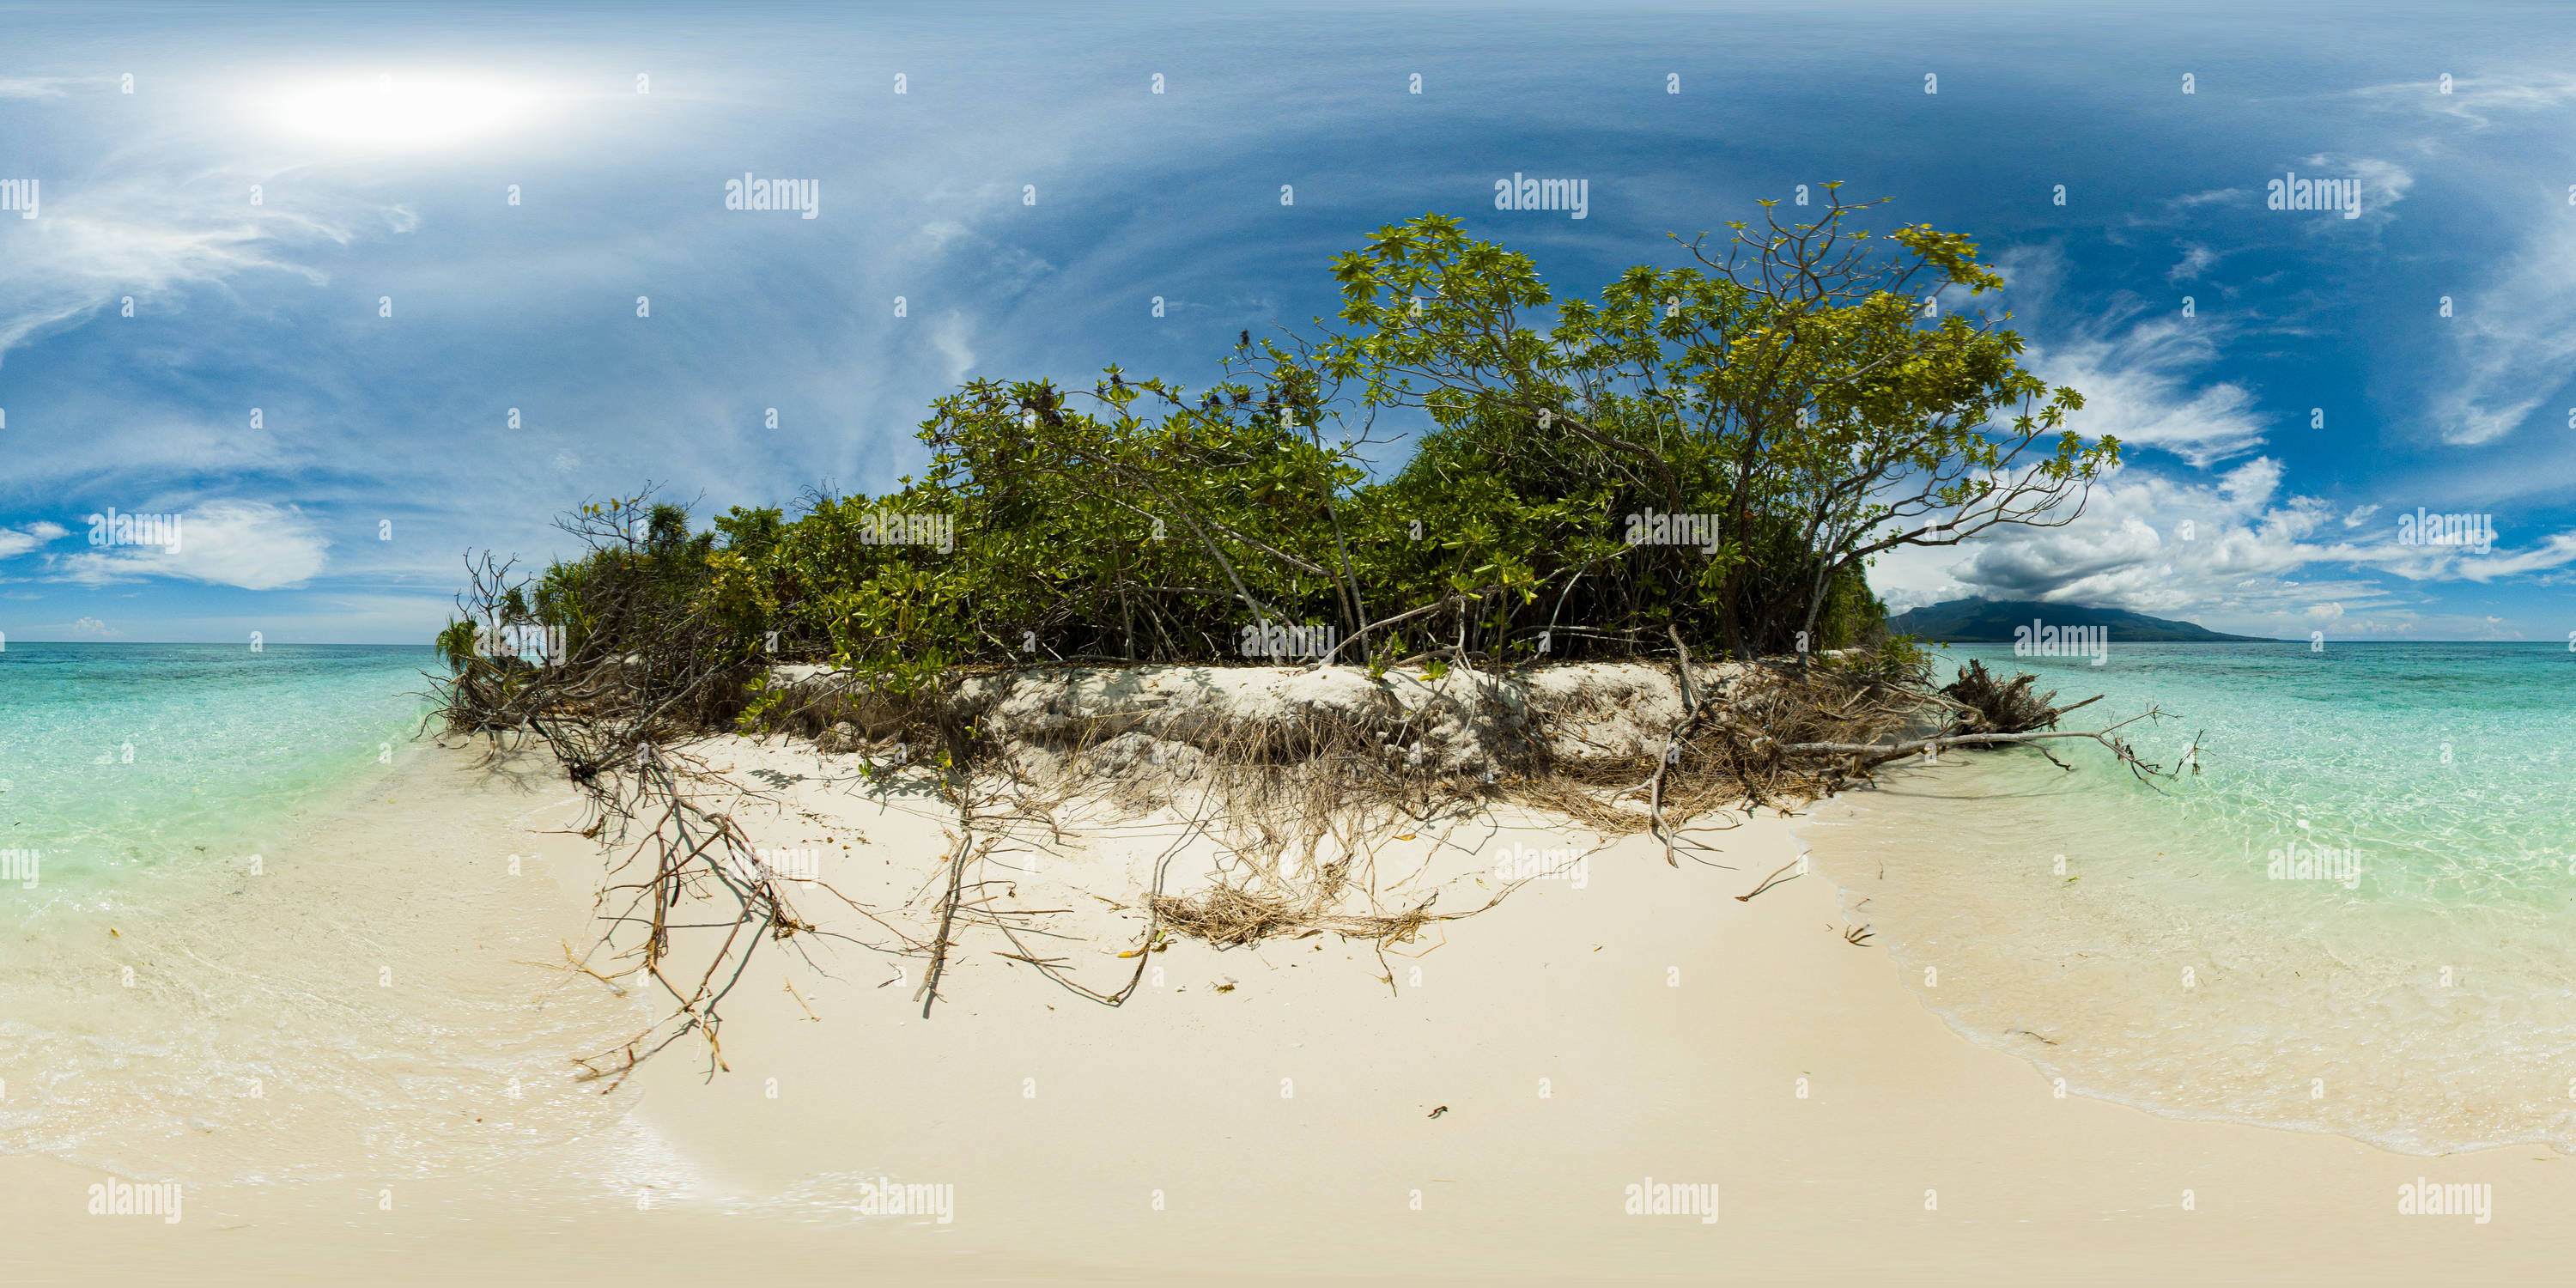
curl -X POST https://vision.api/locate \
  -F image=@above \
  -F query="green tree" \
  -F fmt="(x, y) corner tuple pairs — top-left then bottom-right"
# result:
(1311, 191), (2113, 660)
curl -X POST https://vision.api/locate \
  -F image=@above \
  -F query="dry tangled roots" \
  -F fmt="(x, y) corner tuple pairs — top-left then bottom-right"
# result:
(749, 660), (1937, 954)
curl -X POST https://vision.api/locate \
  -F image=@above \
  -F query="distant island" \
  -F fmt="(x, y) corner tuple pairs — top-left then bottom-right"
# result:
(1887, 598), (2277, 643)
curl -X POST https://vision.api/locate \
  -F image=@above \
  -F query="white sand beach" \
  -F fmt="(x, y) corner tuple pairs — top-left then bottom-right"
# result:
(4, 727), (2573, 1285)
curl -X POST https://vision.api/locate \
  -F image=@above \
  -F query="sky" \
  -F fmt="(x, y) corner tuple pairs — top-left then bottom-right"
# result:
(3, 0), (2574, 642)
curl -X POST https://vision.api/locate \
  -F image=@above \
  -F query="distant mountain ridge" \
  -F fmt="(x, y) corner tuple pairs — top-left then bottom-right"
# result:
(1886, 598), (2276, 643)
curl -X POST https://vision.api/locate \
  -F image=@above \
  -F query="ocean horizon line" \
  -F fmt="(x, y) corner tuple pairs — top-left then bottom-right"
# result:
(0, 640), (437, 649)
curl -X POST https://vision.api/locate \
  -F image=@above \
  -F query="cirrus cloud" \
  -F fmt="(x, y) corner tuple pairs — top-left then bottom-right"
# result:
(1871, 459), (2576, 638)
(46, 500), (329, 590)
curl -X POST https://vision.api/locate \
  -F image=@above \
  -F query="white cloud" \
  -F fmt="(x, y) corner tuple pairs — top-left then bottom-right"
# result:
(2170, 187), (2244, 210)
(2340, 155), (2415, 220)
(2349, 72), (2576, 130)
(0, 76), (90, 100)
(46, 500), (329, 590)
(0, 167), (403, 363)
(67, 616), (118, 637)
(2256, 153), (2413, 232)
(2427, 223), (2576, 446)
(932, 311), (976, 386)
(2332, 74), (2576, 448)
(2120, 187), (2245, 232)
(2031, 313), (2269, 467)
(1989, 247), (2269, 466)
(2455, 530), (2576, 582)
(0, 521), (66, 559)
(1870, 459), (2576, 635)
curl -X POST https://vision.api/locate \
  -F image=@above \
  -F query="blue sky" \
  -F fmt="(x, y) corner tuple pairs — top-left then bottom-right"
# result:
(3, 0), (2574, 642)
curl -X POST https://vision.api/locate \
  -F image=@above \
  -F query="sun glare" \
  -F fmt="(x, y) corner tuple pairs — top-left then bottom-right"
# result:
(270, 75), (531, 146)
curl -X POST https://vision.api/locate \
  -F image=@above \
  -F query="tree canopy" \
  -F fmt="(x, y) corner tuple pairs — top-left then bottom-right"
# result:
(452, 197), (2117, 693)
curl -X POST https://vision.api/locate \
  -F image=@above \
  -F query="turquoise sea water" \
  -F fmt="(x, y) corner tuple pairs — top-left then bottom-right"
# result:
(10, 641), (2576, 1163)
(1801, 641), (2576, 1155)
(0, 643), (438, 904)
(0, 643), (655, 1189)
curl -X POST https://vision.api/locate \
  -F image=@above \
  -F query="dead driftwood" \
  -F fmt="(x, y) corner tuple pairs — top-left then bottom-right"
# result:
(1600, 654), (2184, 872)
(1761, 710), (2170, 775)
(1941, 659), (2061, 734)
(428, 496), (902, 1086)
(435, 518), (2181, 1078)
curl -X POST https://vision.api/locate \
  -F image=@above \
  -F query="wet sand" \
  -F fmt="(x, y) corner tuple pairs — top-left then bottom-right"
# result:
(4, 738), (2572, 1285)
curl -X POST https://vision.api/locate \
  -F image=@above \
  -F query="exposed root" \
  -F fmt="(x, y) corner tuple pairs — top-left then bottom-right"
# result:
(438, 584), (2170, 1063)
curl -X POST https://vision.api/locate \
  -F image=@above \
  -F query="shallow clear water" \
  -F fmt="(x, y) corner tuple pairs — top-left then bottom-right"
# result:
(0, 643), (440, 902)
(0, 644), (656, 1191)
(15, 641), (2576, 1173)
(1800, 641), (2576, 1155)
